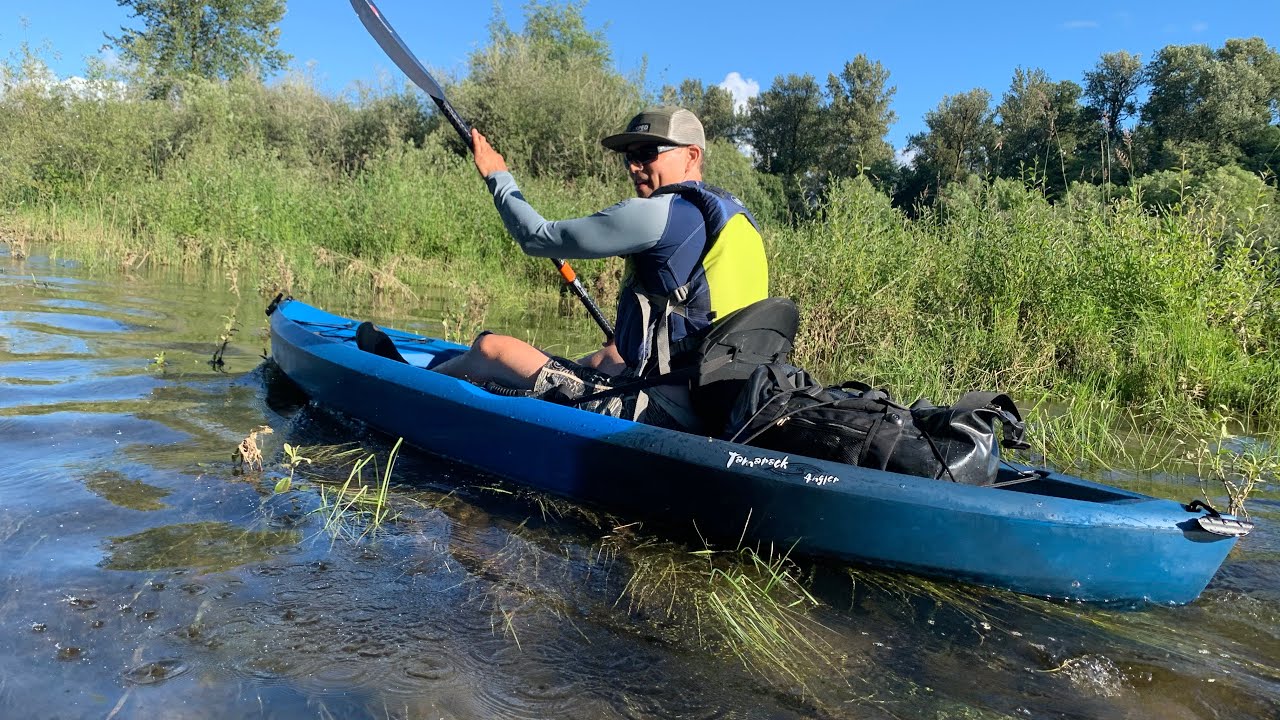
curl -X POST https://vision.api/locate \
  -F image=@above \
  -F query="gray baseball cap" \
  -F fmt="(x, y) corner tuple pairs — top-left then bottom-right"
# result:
(601, 106), (706, 151)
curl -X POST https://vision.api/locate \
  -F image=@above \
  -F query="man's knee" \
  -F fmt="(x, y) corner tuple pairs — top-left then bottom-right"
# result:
(470, 331), (508, 361)
(467, 332), (549, 382)
(578, 344), (625, 374)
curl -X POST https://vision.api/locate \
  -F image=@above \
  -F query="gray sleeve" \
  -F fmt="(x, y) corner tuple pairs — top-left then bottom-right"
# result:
(485, 171), (670, 259)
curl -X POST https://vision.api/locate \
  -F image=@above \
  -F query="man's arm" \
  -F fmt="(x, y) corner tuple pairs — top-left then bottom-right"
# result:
(486, 171), (672, 259)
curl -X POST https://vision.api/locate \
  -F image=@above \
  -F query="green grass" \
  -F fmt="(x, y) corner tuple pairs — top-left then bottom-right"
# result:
(460, 510), (844, 697)
(312, 437), (403, 540)
(263, 439), (405, 541)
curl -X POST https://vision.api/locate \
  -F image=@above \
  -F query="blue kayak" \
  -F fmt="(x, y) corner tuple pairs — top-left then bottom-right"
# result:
(268, 298), (1251, 604)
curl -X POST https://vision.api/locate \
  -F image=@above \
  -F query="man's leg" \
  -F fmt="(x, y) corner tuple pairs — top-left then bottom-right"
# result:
(431, 332), (550, 389)
(576, 342), (627, 375)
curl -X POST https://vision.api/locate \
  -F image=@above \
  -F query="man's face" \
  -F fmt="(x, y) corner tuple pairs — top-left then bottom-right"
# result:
(621, 144), (698, 198)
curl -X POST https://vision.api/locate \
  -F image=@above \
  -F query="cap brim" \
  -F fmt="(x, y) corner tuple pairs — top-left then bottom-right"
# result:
(601, 131), (683, 151)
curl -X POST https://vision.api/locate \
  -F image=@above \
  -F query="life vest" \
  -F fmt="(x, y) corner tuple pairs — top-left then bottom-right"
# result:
(613, 181), (769, 375)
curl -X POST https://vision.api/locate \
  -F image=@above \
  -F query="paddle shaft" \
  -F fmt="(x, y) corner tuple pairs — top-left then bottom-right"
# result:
(349, 0), (615, 344)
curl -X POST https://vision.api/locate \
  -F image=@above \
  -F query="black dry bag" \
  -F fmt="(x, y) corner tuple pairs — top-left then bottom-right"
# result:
(723, 363), (1030, 485)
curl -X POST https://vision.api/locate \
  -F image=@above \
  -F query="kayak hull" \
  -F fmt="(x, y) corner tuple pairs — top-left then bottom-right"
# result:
(269, 299), (1242, 604)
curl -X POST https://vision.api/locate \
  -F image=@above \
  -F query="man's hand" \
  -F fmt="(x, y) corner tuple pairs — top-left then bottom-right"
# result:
(472, 129), (509, 178)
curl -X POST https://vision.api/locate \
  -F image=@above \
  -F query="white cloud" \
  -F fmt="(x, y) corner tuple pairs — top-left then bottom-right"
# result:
(60, 75), (129, 101)
(894, 146), (919, 169)
(1191, 21), (1209, 33)
(0, 72), (128, 102)
(1062, 20), (1099, 30)
(718, 71), (760, 113)
(98, 47), (120, 69)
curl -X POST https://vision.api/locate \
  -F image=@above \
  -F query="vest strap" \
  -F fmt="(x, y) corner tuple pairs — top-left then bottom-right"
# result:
(632, 280), (693, 377)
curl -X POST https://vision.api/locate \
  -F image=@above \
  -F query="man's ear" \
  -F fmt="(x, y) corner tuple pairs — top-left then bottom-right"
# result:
(685, 144), (703, 174)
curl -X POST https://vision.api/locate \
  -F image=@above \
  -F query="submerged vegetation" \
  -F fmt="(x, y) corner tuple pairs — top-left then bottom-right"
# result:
(628, 542), (833, 689)
(249, 432), (843, 695)
(263, 438), (404, 539)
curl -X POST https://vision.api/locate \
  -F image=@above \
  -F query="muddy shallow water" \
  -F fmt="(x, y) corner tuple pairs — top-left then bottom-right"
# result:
(1, 245), (1277, 719)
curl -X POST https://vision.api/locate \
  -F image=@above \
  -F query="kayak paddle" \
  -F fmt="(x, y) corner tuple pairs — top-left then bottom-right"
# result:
(349, 0), (616, 344)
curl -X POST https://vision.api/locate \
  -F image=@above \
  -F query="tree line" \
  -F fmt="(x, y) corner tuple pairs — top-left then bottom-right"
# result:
(667, 42), (1278, 216)
(40, 1), (1280, 221)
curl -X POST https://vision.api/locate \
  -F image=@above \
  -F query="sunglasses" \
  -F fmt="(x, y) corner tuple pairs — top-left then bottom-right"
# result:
(621, 145), (681, 165)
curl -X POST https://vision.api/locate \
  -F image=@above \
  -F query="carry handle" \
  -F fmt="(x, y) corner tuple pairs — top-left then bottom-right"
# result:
(951, 391), (1031, 450)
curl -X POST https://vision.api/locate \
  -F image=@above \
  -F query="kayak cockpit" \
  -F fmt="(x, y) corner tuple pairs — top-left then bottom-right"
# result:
(992, 466), (1149, 503)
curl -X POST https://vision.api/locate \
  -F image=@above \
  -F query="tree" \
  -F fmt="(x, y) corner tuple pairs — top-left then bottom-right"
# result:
(907, 89), (996, 193)
(660, 78), (742, 143)
(746, 74), (824, 177)
(1219, 37), (1280, 121)
(1082, 52), (1145, 146)
(1140, 43), (1217, 169)
(994, 67), (1084, 194)
(822, 55), (896, 178)
(1081, 51), (1145, 182)
(520, 0), (610, 68)
(106, 0), (290, 86)
(458, 1), (642, 181)
(1141, 39), (1280, 172)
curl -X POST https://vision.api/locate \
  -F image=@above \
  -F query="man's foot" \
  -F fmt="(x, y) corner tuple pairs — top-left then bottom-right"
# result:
(355, 322), (408, 363)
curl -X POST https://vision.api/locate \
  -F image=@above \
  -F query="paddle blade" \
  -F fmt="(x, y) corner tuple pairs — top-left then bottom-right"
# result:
(349, 0), (472, 146)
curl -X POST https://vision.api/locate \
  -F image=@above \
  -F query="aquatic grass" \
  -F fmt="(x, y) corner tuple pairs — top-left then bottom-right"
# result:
(1186, 413), (1278, 517)
(285, 442), (366, 471)
(609, 527), (838, 693)
(1022, 383), (1192, 474)
(690, 544), (831, 688)
(845, 564), (1003, 633)
(439, 500), (842, 696)
(514, 487), (610, 530)
(311, 437), (404, 540)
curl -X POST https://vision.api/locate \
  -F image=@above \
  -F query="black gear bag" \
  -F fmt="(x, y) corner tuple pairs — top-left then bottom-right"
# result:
(723, 363), (1031, 485)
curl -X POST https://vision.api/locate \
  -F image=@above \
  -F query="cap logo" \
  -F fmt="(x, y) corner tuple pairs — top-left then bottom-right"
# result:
(631, 122), (650, 132)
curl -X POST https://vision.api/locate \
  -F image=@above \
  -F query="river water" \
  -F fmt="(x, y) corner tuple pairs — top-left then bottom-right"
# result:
(1, 244), (1277, 719)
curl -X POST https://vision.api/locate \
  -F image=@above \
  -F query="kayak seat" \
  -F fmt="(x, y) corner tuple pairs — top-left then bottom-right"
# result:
(570, 297), (799, 436)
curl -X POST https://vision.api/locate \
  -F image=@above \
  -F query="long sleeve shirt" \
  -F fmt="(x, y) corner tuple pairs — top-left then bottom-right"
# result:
(485, 171), (677, 259)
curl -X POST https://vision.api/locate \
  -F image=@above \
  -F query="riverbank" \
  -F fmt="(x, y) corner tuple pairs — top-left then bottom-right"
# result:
(7, 157), (1278, 415)
(2, 77), (1278, 497)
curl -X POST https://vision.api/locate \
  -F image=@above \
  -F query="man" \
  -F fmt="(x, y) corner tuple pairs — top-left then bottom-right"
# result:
(431, 106), (769, 429)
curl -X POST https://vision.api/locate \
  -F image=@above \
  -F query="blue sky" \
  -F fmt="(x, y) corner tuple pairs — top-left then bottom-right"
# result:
(1, 1), (1276, 149)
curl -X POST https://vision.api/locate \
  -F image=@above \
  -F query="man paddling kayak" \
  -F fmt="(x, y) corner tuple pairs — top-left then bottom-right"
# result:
(426, 106), (770, 430)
